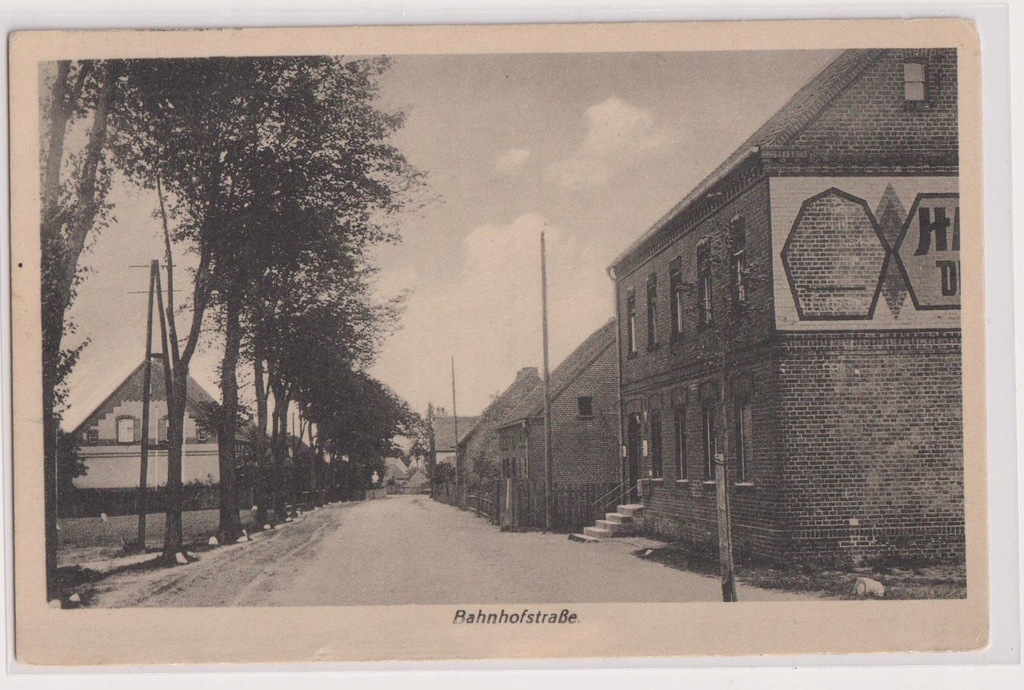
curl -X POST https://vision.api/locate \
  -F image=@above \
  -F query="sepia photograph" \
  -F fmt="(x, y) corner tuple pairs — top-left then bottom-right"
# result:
(8, 19), (988, 664)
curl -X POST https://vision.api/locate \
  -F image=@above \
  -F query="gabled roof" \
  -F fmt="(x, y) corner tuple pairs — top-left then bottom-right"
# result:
(609, 49), (883, 271)
(458, 367), (542, 448)
(498, 319), (616, 428)
(384, 456), (409, 480)
(431, 415), (479, 451)
(70, 359), (219, 437)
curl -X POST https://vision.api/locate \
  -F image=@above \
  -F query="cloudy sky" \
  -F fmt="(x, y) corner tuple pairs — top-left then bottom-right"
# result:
(62, 49), (839, 429)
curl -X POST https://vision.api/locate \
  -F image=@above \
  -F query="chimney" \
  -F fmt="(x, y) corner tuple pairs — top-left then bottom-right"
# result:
(517, 367), (540, 382)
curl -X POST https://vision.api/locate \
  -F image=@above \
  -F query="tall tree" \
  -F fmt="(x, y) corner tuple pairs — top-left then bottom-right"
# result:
(111, 56), (422, 553)
(39, 60), (120, 599)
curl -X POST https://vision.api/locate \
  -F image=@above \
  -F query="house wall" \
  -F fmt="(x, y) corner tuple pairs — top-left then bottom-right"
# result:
(75, 445), (220, 489)
(616, 175), (786, 559)
(776, 331), (964, 563)
(781, 49), (958, 167)
(613, 48), (964, 565)
(74, 399), (218, 489)
(79, 399), (211, 445)
(549, 343), (620, 485)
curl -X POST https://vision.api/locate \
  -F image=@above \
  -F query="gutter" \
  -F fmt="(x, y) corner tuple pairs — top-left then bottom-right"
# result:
(606, 146), (761, 274)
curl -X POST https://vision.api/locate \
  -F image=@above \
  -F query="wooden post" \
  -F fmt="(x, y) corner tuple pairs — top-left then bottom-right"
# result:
(136, 260), (158, 549)
(541, 232), (553, 531)
(715, 449), (738, 602)
(451, 357), (459, 487)
(152, 265), (176, 532)
(716, 293), (738, 602)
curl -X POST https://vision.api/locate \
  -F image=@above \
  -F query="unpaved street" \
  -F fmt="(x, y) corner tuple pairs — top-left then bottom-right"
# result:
(89, 495), (814, 606)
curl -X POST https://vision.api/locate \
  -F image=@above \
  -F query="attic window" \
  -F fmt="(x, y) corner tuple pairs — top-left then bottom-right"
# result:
(578, 396), (594, 418)
(903, 61), (926, 101)
(116, 417), (136, 444)
(196, 428), (209, 442)
(87, 428), (98, 443)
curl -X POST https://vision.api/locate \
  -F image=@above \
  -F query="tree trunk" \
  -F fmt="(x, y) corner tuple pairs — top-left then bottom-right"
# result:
(162, 369), (189, 562)
(270, 385), (290, 521)
(40, 61), (115, 600)
(254, 354), (268, 436)
(217, 296), (243, 542)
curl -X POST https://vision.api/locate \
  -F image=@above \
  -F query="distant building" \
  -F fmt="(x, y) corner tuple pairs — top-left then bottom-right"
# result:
(496, 320), (619, 484)
(70, 360), (234, 489)
(429, 409), (478, 469)
(457, 366), (542, 482)
(608, 49), (962, 564)
(383, 456), (410, 484)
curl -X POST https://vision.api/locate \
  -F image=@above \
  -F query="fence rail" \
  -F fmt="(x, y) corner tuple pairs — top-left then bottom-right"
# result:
(432, 479), (619, 533)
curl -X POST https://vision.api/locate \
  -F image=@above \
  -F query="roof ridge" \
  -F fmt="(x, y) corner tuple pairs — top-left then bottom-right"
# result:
(499, 319), (616, 426)
(608, 49), (880, 272)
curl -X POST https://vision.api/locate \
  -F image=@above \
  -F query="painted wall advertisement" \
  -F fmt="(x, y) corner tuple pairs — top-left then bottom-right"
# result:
(770, 176), (960, 331)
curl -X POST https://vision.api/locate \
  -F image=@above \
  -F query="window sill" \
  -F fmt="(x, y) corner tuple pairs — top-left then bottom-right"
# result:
(649, 477), (664, 484)
(734, 481), (756, 489)
(701, 479), (717, 487)
(675, 479), (689, 485)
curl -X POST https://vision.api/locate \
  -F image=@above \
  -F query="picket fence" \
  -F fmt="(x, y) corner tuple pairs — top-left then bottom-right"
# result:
(431, 479), (618, 534)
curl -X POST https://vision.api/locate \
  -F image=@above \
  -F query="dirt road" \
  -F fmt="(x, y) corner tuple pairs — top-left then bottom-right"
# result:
(88, 495), (814, 607)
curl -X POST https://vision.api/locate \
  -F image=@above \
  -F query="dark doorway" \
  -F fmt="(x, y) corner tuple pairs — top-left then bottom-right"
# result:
(626, 413), (642, 502)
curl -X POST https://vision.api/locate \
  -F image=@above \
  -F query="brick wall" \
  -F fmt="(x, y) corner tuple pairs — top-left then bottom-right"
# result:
(628, 350), (788, 562)
(512, 343), (620, 485)
(549, 342), (620, 484)
(776, 330), (964, 564)
(779, 49), (958, 170)
(618, 177), (776, 394)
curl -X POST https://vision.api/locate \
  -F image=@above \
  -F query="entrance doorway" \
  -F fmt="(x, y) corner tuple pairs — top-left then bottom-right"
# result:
(626, 413), (642, 501)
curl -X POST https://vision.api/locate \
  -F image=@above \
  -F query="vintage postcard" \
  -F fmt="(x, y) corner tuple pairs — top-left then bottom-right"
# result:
(8, 19), (986, 665)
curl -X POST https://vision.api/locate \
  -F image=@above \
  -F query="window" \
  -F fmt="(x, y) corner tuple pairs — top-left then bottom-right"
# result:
(158, 416), (169, 443)
(196, 428), (209, 442)
(577, 396), (594, 418)
(736, 399), (754, 482)
(669, 258), (684, 341)
(731, 217), (748, 307)
(697, 238), (713, 327)
(904, 61), (926, 101)
(626, 291), (638, 355)
(702, 402), (717, 479)
(86, 428), (99, 444)
(673, 406), (687, 480)
(649, 410), (663, 479)
(646, 274), (658, 350)
(116, 417), (136, 444)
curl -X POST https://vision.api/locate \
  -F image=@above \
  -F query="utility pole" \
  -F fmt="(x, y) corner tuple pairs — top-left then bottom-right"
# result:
(716, 362), (737, 602)
(451, 356), (459, 487)
(136, 260), (159, 550)
(541, 232), (553, 531)
(712, 231), (738, 603)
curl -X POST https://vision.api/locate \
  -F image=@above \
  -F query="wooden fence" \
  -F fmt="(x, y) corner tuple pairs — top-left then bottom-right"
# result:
(432, 479), (618, 533)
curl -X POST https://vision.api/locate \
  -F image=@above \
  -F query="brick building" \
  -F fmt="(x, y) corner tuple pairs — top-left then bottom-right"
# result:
(496, 320), (619, 484)
(457, 366), (542, 483)
(608, 49), (963, 565)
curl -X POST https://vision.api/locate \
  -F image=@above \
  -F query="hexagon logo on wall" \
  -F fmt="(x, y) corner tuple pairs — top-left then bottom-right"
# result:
(781, 188), (888, 321)
(893, 193), (960, 311)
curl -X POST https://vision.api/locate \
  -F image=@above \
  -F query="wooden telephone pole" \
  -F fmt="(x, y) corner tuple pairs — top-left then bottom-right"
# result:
(716, 365), (738, 602)
(541, 232), (553, 531)
(135, 261), (158, 549)
(451, 356), (459, 487)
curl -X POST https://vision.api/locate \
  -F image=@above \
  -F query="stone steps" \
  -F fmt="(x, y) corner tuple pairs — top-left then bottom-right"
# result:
(573, 504), (645, 542)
